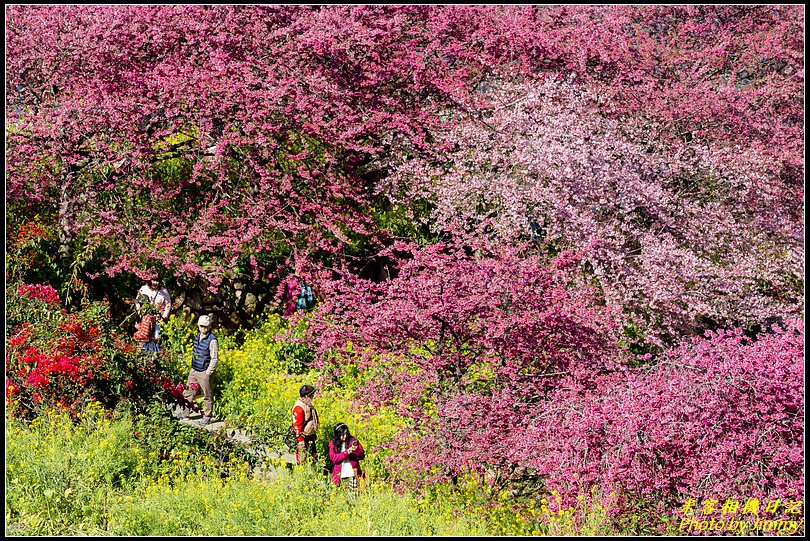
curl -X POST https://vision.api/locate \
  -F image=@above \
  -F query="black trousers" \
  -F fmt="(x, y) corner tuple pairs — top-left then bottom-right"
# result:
(298, 435), (317, 464)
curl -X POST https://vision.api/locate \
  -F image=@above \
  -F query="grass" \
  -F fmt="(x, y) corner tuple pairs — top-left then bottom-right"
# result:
(5, 405), (623, 536)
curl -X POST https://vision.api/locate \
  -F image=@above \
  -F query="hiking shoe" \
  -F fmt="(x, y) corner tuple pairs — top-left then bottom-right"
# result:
(176, 412), (187, 420)
(199, 417), (212, 425)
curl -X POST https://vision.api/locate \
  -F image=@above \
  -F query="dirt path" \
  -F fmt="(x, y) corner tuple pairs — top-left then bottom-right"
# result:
(169, 405), (298, 478)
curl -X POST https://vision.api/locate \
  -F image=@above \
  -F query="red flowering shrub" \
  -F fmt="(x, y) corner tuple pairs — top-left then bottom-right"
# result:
(5, 282), (196, 419)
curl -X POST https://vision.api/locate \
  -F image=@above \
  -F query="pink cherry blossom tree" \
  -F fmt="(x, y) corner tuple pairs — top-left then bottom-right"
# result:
(308, 239), (625, 478)
(519, 319), (804, 519)
(6, 5), (525, 301)
(7, 5), (801, 329)
(315, 246), (803, 521)
(382, 77), (802, 345)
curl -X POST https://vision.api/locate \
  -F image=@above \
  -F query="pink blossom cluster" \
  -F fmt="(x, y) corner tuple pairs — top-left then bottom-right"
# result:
(312, 241), (803, 517)
(7, 5), (520, 287)
(521, 320), (805, 511)
(8, 6), (799, 299)
(382, 78), (803, 343)
(310, 240), (622, 413)
(16, 283), (61, 305)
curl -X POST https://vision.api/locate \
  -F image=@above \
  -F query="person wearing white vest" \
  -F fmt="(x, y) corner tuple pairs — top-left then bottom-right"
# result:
(292, 384), (320, 464)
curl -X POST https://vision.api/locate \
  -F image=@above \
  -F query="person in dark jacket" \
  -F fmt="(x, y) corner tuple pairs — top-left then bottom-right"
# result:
(328, 423), (365, 493)
(179, 314), (218, 425)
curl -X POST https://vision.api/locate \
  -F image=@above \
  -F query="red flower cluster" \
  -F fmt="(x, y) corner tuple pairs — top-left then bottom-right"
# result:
(57, 318), (101, 355)
(14, 221), (52, 245)
(17, 283), (61, 305)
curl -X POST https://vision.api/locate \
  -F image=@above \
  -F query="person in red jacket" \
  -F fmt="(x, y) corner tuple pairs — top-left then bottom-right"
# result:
(328, 423), (365, 493)
(291, 384), (319, 464)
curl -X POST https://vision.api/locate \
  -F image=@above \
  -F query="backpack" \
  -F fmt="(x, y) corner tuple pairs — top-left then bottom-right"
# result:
(133, 314), (156, 341)
(296, 285), (315, 310)
(285, 401), (318, 451)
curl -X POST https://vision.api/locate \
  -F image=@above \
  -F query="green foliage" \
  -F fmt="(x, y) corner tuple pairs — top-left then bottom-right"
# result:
(5, 216), (60, 288)
(158, 311), (198, 379)
(619, 321), (663, 363)
(6, 405), (619, 536)
(135, 294), (160, 316)
(212, 315), (314, 438)
(217, 314), (311, 379)
(372, 198), (440, 247)
(105, 467), (496, 536)
(5, 402), (257, 535)
(6, 404), (137, 535)
(6, 283), (62, 331)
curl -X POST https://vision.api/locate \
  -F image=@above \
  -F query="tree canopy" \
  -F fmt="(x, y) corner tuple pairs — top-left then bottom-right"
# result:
(5, 4), (804, 523)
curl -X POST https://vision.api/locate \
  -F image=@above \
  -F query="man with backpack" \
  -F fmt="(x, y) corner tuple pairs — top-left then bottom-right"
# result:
(291, 384), (320, 464)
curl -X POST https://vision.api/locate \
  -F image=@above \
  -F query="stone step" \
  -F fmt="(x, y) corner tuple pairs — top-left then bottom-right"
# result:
(168, 403), (299, 475)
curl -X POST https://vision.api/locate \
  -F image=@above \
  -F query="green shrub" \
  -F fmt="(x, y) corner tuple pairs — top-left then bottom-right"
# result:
(5, 402), (258, 535)
(6, 404), (144, 534)
(156, 311), (198, 379)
